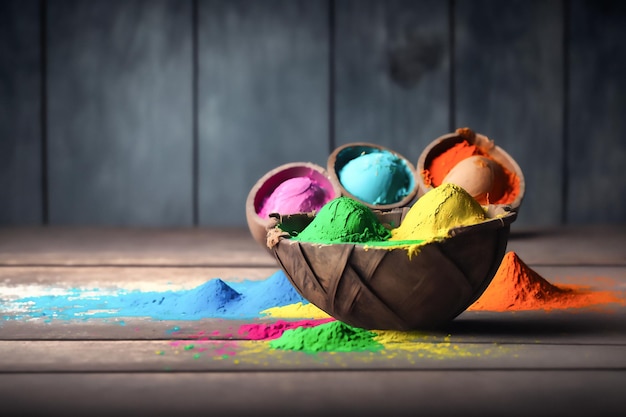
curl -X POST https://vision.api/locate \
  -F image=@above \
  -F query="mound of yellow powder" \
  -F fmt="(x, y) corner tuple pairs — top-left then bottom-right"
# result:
(261, 302), (331, 319)
(390, 183), (486, 242)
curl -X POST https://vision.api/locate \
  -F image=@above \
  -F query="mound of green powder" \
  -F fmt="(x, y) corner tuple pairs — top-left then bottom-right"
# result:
(269, 320), (384, 353)
(293, 197), (391, 243)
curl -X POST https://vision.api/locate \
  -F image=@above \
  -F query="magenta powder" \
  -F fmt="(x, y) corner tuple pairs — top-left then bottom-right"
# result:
(238, 318), (335, 340)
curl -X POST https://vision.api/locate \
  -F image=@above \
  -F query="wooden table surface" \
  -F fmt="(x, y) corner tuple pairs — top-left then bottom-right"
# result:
(0, 225), (625, 417)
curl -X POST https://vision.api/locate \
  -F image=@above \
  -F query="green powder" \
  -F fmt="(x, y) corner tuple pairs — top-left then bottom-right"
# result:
(293, 197), (391, 243)
(269, 320), (384, 353)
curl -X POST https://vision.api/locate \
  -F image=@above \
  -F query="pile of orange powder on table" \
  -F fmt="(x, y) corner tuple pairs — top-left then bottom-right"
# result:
(468, 251), (625, 312)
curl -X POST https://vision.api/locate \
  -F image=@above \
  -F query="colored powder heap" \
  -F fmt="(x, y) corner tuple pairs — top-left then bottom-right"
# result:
(391, 183), (486, 243)
(423, 140), (480, 188)
(468, 252), (626, 311)
(258, 177), (331, 218)
(421, 131), (520, 205)
(238, 318), (335, 340)
(269, 320), (384, 353)
(293, 196), (391, 243)
(261, 302), (331, 319)
(4, 270), (307, 321)
(338, 150), (414, 205)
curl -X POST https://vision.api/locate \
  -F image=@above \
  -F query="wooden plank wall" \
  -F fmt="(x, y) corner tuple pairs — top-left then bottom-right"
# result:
(0, 0), (42, 224)
(1, 0), (625, 228)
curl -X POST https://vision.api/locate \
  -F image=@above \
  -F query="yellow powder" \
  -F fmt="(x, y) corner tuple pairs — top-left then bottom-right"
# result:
(390, 183), (486, 244)
(260, 302), (331, 319)
(373, 330), (435, 343)
(373, 331), (507, 358)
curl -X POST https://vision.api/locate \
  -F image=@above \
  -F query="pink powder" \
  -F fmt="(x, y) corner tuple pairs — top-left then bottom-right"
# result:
(214, 341), (238, 357)
(258, 177), (331, 218)
(238, 318), (335, 340)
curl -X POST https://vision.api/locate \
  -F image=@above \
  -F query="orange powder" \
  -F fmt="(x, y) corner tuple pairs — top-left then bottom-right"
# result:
(422, 141), (480, 188)
(468, 252), (626, 312)
(421, 133), (520, 205)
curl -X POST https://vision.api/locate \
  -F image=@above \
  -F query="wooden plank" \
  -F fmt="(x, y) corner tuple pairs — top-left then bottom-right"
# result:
(0, 0), (42, 225)
(568, 0), (626, 223)
(455, 0), (564, 227)
(2, 308), (626, 345)
(0, 340), (625, 372)
(197, 0), (330, 226)
(506, 224), (626, 265)
(0, 228), (275, 266)
(1, 265), (624, 344)
(0, 318), (258, 341)
(1, 371), (624, 417)
(2, 226), (624, 267)
(0, 266), (276, 287)
(334, 0), (450, 161)
(46, 0), (193, 226)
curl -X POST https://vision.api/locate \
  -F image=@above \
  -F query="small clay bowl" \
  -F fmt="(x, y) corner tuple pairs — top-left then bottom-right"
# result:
(416, 128), (525, 212)
(327, 142), (418, 210)
(267, 206), (517, 331)
(246, 162), (342, 252)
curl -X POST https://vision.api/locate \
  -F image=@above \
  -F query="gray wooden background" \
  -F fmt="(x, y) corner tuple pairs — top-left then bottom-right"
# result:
(1, 0), (625, 228)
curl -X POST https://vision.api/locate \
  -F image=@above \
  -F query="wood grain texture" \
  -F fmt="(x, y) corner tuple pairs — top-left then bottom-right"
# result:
(46, 0), (194, 226)
(1, 265), (625, 344)
(506, 224), (626, 265)
(1, 371), (625, 417)
(1, 226), (624, 267)
(1, 340), (625, 372)
(334, 0), (450, 161)
(3, 307), (626, 344)
(568, 0), (626, 223)
(0, 225), (625, 416)
(197, 0), (330, 226)
(455, 0), (564, 227)
(0, 227), (275, 266)
(0, 0), (42, 225)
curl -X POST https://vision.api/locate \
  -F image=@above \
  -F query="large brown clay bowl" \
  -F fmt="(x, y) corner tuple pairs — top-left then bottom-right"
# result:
(267, 206), (517, 330)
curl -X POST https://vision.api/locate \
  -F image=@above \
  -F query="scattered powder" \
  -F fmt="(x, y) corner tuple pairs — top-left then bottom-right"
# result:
(238, 318), (334, 340)
(468, 252), (626, 311)
(266, 321), (504, 358)
(292, 196), (390, 243)
(269, 320), (384, 353)
(2, 270), (307, 321)
(261, 302), (331, 319)
(421, 130), (520, 205)
(373, 331), (486, 358)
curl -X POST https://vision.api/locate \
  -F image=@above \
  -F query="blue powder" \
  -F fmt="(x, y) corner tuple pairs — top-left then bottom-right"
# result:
(1, 270), (306, 322)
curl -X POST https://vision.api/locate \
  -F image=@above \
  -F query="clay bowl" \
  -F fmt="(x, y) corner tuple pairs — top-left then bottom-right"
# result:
(416, 128), (525, 212)
(246, 162), (342, 252)
(267, 206), (517, 331)
(327, 142), (418, 211)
